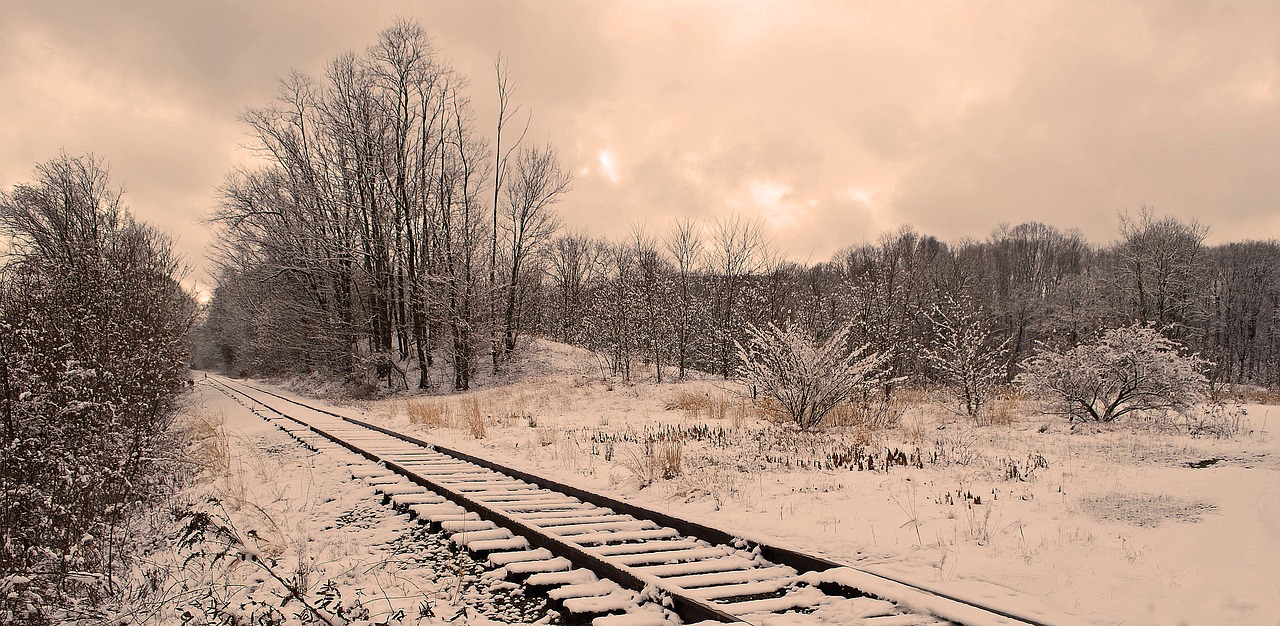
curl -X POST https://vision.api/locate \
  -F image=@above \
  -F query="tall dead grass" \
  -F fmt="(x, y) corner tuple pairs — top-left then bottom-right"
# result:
(618, 440), (684, 486)
(462, 397), (486, 439)
(985, 391), (1022, 427)
(405, 398), (452, 428)
(404, 395), (487, 438)
(666, 390), (720, 418)
(666, 389), (766, 429)
(825, 390), (908, 431)
(188, 407), (231, 476)
(1214, 384), (1280, 405)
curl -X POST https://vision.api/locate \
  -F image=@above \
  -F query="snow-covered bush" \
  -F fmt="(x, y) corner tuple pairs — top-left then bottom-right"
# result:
(922, 294), (1009, 421)
(0, 155), (195, 622)
(736, 321), (892, 430)
(1016, 325), (1209, 422)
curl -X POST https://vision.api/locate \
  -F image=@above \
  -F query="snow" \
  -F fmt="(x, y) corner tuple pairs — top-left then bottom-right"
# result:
(687, 576), (799, 600)
(450, 528), (515, 544)
(275, 337), (1280, 625)
(121, 383), (560, 625)
(546, 520), (659, 535)
(391, 492), (448, 506)
(591, 612), (676, 626)
(506, 556), (574, 575)
(631, 555), (758, 578)
(568, 528), (683, 545)
(589, 539), (704, 556)
(526, 568), (599, 587)
(720, 585), (826, 614)
(664, 564), (797, 588)
(441, 519), (500, 532)
(490, 547), (554, 566)
(548, 580), (625, 600)
(561, 589), (641, 614)
(609, 546), (736, 567)
(465, 536), (533, 553)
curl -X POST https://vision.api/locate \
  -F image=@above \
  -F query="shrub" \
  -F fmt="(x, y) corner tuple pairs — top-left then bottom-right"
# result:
(736, 321), (893, 430)
(0, 154), (195, 621)
(922, 294), (1009, 422)
(1016, 325), (1209, 422)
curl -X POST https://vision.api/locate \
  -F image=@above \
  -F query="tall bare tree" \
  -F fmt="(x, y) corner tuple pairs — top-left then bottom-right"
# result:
(1114, 208), (1210, 338)
(489, 56), (529, 372)
(709, 214), (767, 377)
(498, 144), (569, 361)
(664, 216), (704, 379)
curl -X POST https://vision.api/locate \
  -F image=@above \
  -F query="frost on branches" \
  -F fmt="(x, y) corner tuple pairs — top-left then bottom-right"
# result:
(1016, 325), (1209, 422)
(922, 294), (1008, 421)
(0, 155), (194, 623)
(735, 321), (892, 429)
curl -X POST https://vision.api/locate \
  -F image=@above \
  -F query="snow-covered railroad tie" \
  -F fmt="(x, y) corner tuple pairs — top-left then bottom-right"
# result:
(208, 376), (1072, 626)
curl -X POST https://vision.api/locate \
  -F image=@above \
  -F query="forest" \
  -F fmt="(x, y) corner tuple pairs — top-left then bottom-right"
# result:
(196, 22), (1280, 397)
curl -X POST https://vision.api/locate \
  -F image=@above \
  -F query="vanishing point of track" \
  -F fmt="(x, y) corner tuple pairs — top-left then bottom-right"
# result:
(207, 376), (1062, 626)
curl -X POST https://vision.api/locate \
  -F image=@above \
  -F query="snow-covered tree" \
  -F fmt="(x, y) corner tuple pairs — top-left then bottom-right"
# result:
(1016, 325), (1209, 422)
(736, 321), (892, 429)
(923, 294), (1009, 420)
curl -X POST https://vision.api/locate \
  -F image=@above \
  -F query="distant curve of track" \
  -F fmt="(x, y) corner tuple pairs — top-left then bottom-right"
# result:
(207, 375), (1068, 626)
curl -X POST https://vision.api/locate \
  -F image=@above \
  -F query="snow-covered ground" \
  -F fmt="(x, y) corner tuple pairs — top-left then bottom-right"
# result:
(127, 384), (559, 626)
(270, 339), (1279, 626)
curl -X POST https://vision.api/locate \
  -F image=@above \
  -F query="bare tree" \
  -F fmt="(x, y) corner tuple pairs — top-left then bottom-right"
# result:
(208, 21), (504, 391)
(1114, 208), (1210, 337)
(709, 214), (767, 377)
(664, 216), (704, 379)
(545, 231), (601, 343)
(498, 144), (569, 360)
(489, 55), (529, 372)
(631, 225), (673, 382)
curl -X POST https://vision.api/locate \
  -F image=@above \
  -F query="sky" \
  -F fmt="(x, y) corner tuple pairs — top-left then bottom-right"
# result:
(1, 1), (1278, 296)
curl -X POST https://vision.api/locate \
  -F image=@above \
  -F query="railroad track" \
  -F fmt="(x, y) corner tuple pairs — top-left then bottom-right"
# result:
(206, 376), (1072, 626)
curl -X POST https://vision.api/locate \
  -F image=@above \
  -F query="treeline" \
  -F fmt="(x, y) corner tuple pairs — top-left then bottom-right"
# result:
(199, 21), (1280, 393)
(0, 155), (195, 621)
(537, 213), (1280, 389)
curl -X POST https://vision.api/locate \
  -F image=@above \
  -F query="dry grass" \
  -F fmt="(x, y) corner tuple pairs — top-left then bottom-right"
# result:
(462, 397), (486, 439)
(618, 440), (684, 486)
(985, 391), (1023, 427)
(667, 389), (768, 430)
(666, 390), (718, 417)
(405, 395), (487, 438)
(535, 427), (559, 446)
(657, 440), (683, 478)
(1215, 384), (1280, 405)
(825, 391), (907, 430)
(729, 398), (753, 430)
(405, 398), (452, 428)
(188, 407), (231, 476)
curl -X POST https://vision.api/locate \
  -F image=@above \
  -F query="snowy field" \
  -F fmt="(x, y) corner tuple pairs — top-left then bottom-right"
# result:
(209, 339), (1278, 626)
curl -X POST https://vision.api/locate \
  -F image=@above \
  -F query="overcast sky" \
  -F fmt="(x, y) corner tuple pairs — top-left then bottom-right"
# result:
(2, 1), (1278, 295)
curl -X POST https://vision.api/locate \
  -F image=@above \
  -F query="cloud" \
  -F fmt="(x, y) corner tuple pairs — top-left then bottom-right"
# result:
(1, 0), (1277, 288)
